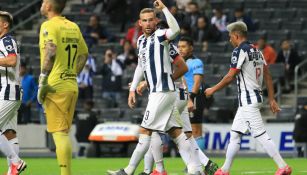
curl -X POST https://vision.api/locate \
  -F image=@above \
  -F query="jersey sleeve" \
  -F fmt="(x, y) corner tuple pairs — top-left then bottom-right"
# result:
(40, 22), (57, 45)
(230, 48), (246, 70)
(156, 29), (168, 44)
(169, 44), (179, 63)
(192, 59), (204, 75)
(2, 37), (17, 56)
(78, 29), (89, 56)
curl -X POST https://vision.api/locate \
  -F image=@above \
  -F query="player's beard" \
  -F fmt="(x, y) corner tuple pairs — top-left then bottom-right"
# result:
(144, 27), (154, 36)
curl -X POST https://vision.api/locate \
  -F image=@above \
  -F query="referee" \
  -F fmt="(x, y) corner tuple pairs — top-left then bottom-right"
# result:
(178, 36), (206, 150)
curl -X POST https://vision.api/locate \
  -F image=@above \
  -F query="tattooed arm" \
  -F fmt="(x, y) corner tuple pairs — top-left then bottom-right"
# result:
(76, 53), (89, 75)
(41, 41), (56, 75)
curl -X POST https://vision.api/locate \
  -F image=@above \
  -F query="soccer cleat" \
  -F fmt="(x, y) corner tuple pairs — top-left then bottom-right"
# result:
(138, 172), (151, 175)
(213, 169), (229, 175)
(275, 165), (292, 175)
(150, 169), (167, 175)
(107, 169), (129, 175)
(204, 160), (219, 175)
(9, 160), (27, 175)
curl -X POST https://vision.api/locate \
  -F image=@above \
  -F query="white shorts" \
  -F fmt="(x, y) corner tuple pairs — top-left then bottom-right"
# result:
(0, 100), (21, 132)
(141, 92), (181, 132)
(231, 103), (266, 137)
(176, 90), (192, 132)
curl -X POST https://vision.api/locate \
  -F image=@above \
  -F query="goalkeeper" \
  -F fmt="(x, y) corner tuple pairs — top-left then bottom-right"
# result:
(38, 0), (88, 174)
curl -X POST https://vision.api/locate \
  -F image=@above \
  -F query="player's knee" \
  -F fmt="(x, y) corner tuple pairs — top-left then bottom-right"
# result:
(230, 131), (242, 143)
(2, 129), (17, 140)
(139, 127), (152, 136)
(255, 131), (270, 143)
(168, 127), (182, 138)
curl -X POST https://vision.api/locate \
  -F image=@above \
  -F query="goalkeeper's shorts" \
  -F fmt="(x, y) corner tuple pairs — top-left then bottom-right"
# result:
(43, 91), (78, 133)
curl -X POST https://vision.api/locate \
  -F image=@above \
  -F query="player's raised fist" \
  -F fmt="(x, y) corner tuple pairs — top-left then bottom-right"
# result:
(153, 0), (166, 10)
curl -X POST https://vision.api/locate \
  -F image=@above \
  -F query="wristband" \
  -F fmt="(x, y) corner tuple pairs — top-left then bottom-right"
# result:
(189, 92), (197, 101)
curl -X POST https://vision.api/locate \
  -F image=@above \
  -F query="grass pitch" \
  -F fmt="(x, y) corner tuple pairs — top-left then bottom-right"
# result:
(0, 157), (306, 175)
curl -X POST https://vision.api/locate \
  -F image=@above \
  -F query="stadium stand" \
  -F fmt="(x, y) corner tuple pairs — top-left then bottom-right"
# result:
(9, 0), (307, 125)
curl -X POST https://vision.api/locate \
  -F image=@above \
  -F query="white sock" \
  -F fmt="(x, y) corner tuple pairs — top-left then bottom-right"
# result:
(189, 136), (209, 166)
(173, 132), (201, 174)
(221, 132), (241, 172)
(0, 134), (19, 164)
(256, 132), (287, 168)
(7, 138), (19, 172)
(151, 132), (164, 172)
(144, 148), (153, 173)
(124, 134), (151, 175)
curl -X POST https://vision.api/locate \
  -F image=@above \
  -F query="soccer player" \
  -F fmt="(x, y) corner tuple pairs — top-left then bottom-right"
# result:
(0, 11), (27, 175)
(107, 0), (202, 174)
(137, 44), (218, 175)
(38, 0), (89, 175)
(204, 21), (292, 175)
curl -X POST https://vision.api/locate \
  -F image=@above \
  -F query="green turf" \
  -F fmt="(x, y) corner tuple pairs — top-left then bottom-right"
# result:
(0, 157), (306, 175)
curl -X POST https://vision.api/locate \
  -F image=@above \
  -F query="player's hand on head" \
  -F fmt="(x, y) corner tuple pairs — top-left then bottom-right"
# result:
(269, 100), (281, 113)
(153, 0), (166, 10)
(128, 91), (136, 109)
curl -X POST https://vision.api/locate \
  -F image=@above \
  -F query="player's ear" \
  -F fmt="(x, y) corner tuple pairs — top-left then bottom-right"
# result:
(138, 19), (142, 27)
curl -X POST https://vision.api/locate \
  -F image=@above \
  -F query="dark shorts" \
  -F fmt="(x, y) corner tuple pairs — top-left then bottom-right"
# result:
(190, 93), (205, 124)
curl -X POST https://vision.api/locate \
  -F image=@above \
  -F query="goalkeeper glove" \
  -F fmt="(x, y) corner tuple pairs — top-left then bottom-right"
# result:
(37, 74), (56, 104)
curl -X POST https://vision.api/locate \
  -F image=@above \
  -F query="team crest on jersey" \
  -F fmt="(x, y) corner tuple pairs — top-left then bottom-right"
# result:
(231, 56), (238, 64)
(43, 29), (48, 37)
(5, 45), (13, 52)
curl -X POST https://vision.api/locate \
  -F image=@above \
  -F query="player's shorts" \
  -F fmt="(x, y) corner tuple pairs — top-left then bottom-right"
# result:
(43, 91), (78, 133)
(231, 103), (266, 137)
(141, 91), (181, 132)
(176, 88), (192, 132)
(0, 100), (20, 132)
(190, 92), (205, 124)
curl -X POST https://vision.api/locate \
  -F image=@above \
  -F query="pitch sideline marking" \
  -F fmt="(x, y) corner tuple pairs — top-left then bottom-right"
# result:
(242, 170), (307, 174)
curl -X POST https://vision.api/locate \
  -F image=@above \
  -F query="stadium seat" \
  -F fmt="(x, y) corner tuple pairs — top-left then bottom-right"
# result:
(281, 20), (304, 31)
(21, 35), (39, 44)
(210, 0), (223, 9)
(269, 63), (286, 80)
(100, 108), (123, 122)
(273, 9), (297, 20)
(289, 0), (307, 9)
(205, 75), (223, 86)
(266, 30), (290, 41)
(267, 106), (296, 122)
(266, 0), (289, 8)
(210, 54), (231, 65)
(204, 65), (215, 76)
(259, 20), (281, 31)
(206, 42), (228, 53)
(222, 0), (244, 9)
(297, 9), (307, 19)
(244, 0), (266, 9)
(251, 9), (273, 20)
(248, 31), (266, 43)
(291, 31), (307, 41)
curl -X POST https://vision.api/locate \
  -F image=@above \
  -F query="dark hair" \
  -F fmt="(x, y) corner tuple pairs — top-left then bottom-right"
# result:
(179, 36), (194, 46)
(85, 100), (94, 108)
(20, 60), (27, 68)
(188, 2), (198, 7)
(0, 11), (13, 29)
(51, 0), (67, 14)
(280, 38), (289, 45)
(235, 7), (244, 12)
(259, 35), (267, 42)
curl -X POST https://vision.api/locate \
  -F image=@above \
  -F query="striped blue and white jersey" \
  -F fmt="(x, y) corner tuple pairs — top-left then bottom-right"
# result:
(137, 29), (179, 93)
(0, 34), (21, 101)
(230, 41), (266, 106)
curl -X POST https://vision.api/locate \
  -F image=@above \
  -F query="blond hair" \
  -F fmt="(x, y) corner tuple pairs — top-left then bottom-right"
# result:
(0, 11), (13, 29)
(227, 21), (248, 37)
(139, 8), (156, 18)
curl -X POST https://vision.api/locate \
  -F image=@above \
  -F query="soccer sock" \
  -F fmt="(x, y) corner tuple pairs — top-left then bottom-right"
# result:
(151, 132), (164, 172)
(195, 136), (205, 151)
(189, 136), (209, 166)
(173, 132), (200, 174)
(0, 133), (19, 164)
(7, 138), (19, 171)
(124, 134), (151, 175)
(52, 132), (72, 175)
(256, 132), (287, 168)
(144, 148), (154, 174)
(222, 132), (241, 172)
